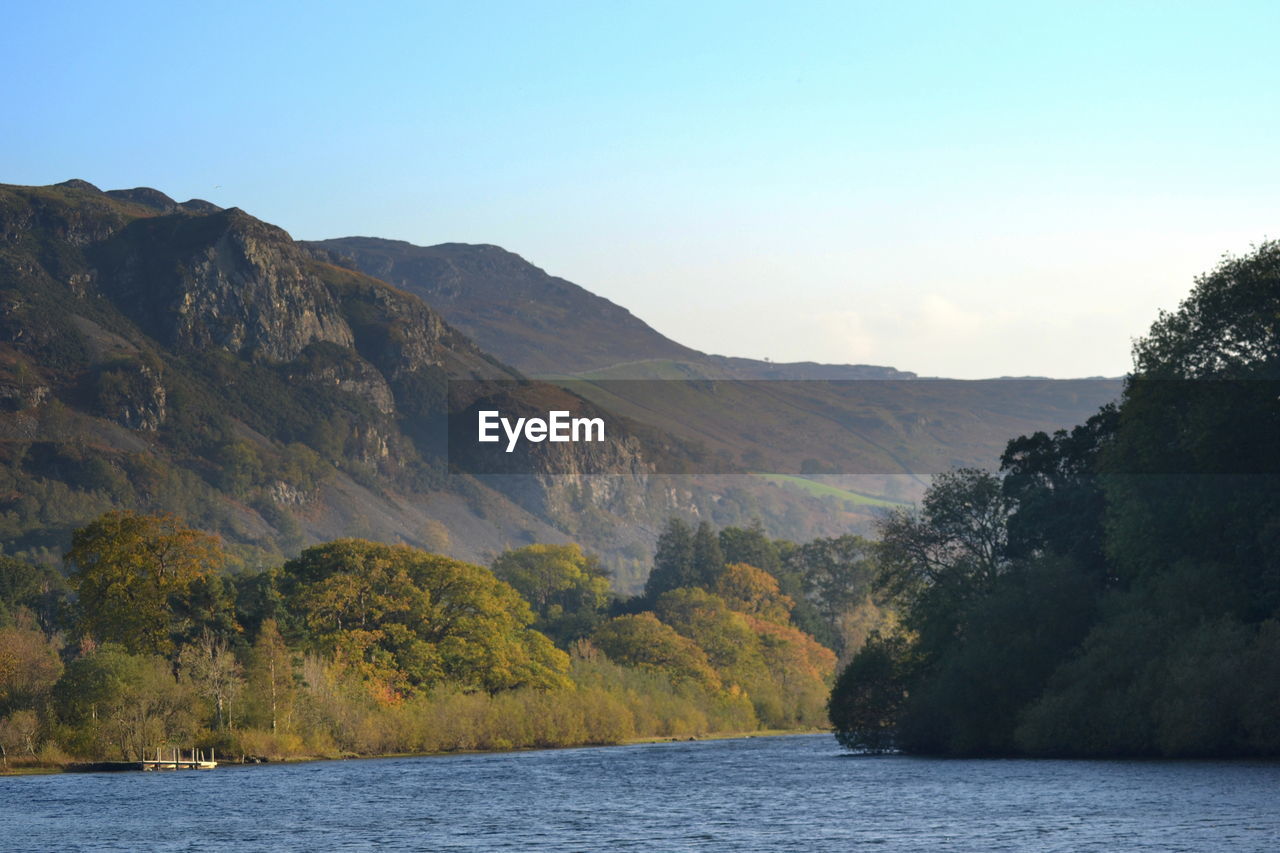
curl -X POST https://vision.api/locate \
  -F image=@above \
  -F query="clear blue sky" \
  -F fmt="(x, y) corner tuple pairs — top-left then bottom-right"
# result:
(5, 1), (1279, 377)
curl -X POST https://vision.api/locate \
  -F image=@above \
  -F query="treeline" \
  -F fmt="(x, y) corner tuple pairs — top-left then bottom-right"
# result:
(829, 241), (1280, 758)
(0, 512), (875, 770)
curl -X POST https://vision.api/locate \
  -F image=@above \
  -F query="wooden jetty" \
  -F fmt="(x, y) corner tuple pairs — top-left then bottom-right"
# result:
(67, 748), (218, 773)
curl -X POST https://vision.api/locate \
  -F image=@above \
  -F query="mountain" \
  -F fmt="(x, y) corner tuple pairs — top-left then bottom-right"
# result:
(0, 179), (1122, 592)
(303, 238), (700, 374)
(0, 180), (587, 566)
(304, 236), (1117, 503)
(1, 180), (905, 591)
(306, 237), (915, 380)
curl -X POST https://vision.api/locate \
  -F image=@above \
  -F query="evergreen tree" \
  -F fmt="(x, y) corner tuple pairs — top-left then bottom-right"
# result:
(691, 521), (725, 587)
(643, 518), (694, 600)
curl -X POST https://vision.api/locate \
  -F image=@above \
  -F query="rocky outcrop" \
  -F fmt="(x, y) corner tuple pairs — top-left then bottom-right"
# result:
(288, 344), (396, 415)
(98, 208), (355, 362)
(0, 379), (50, 412)
(95, 361), (167, 431)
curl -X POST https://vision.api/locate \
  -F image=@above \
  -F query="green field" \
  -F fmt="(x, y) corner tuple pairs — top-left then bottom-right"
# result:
(752, 474), (908, 508)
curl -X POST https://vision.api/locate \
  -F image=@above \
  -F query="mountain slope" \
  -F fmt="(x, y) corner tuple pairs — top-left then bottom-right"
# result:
(305, 238), (702, 374)
(0, 180), (570, 567)
(307, 237), (915, 379)
(0, 180), (894, 591)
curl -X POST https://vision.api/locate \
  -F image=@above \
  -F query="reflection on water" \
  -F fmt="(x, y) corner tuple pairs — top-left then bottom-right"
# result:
(5, 734), (1280, 852)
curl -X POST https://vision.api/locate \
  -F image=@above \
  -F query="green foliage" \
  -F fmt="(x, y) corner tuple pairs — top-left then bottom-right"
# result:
(828, 632), (907, 753)
(1133, 241), (1280, 379)
(643, 518), (695, 600)
(591, 613), (721, 690)
(2, 508), (845, 767)
(280, 539), (571, 694)
(0, 556), (67, 631)
(782, 534), (877, 654)
(829, 243), (1280, 758)
(490, 544), (611, 646)
(52, 645), (200, 760)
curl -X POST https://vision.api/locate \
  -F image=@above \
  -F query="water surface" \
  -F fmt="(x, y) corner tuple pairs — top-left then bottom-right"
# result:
(5, 734), (1279, 851)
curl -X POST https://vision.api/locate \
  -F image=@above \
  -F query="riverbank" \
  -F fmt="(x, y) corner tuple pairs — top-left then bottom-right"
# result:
(0, 727), (829, 777)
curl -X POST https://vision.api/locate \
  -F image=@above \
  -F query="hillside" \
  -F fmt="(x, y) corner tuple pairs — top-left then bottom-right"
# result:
(0, 180), (583, 568)
(0, 180), (903, 590)
(307, 237), (916, 380)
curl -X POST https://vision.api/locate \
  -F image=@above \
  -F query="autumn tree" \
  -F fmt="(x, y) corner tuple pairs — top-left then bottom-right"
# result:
(243, 619), (296, 733)
(714, 562), (794, 624)
(590, 613), (721, 690)
(65, 512), (225, 655)
(0, 613), (63, 715)
(280, 540), (571, 695)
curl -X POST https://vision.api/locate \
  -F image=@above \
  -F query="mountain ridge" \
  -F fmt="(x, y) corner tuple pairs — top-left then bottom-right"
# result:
(306, 236), (917, 380)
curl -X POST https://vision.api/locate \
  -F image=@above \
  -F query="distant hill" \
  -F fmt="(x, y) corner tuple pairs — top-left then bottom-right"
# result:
(306, 237), (915, 380)
(303, 238), (701, 374)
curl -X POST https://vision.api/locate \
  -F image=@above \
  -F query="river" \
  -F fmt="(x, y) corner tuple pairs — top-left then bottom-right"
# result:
(4, 734), (1279, 851)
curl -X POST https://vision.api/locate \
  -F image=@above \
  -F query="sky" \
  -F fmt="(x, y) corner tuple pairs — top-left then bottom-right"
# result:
(4, 1), (1279, 378)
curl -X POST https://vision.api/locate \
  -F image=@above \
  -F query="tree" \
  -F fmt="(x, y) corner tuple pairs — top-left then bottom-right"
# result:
(491, 544), (611, 646)
(690, 522), (724, 587)
(1000, 405), (1117, 571)
(243, 619), (296, 733)
(1132, 240), (1280, 379)
(714, 562), (793, 624)
(719, 521), (783, 575)
(876, 468), (1014, 661)
(590, 613), (720, 690)
(828, 632), (908, 753)
(280, 539), (571, 694)
(52, 646), (199, 760)
(784, 535), (878, 654)
(654, 588), (768, 696)
(0, 556), (67, 632)
(0, 710), (39, 767)
(0, 614), (63, 715)
(178, 629), (243, 730)
(64, 512), (224, 655)
(836, 468), (1020, 754)
(643, 518), (697, 601)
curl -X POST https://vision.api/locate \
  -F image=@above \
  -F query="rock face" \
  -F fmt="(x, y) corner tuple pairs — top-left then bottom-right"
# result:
(288, 347), (396, 415)
(0, 379), (49, 412)
(97, 209), (355, 362)
(96, 361), (167, 431)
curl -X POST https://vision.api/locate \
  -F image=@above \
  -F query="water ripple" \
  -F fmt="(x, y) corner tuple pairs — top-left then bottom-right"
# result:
(3, 735), (1280, 851)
